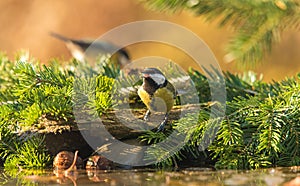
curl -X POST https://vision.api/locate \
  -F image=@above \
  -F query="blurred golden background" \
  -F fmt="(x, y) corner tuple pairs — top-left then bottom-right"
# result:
(1, 0), (300, 81)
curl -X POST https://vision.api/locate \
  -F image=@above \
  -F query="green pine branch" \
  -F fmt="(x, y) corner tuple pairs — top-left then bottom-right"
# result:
(141, 68), (300, 169)
(1, 52), (300, 170)
(0, 52), (121, 169)
(140, 0), (300, 66)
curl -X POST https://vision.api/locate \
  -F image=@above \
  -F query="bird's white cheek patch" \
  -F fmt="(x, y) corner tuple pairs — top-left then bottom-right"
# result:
(151, 73), (166, 86)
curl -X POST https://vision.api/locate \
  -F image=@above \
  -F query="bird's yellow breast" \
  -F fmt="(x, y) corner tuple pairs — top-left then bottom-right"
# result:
(138, 87), (174, 113)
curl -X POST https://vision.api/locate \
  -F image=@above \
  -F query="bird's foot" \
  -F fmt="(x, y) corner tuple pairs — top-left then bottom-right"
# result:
(156, 120), (166, 132)
(143, 110), (151, 121)
(156, 113), (169, 132)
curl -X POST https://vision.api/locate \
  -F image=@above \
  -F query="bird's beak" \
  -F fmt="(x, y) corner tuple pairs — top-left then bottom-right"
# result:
(142, 73), (150, 78)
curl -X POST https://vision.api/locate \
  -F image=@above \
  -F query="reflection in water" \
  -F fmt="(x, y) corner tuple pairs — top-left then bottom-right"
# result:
(0, 167), (299, 186)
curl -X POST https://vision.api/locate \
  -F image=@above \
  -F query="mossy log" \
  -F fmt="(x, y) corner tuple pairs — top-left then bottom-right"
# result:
(38, 104), (202, 159)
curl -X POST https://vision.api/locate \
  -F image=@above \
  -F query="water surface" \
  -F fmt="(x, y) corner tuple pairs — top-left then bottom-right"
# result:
(0, 167), (299, 185)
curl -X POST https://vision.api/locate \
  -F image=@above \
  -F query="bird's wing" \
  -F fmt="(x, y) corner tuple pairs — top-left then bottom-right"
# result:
(50, 32), (92, 50)
(165, 80), (177, 98)
(49, 32), (73, 42)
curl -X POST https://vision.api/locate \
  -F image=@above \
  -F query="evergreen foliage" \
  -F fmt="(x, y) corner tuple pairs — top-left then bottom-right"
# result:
(0, 52), (116, 169)
(0, 52), (299, 170)
(2, 135), (51, 169)
(140, 70), (300, 169)
(140, 0), (300, 66)
(208, 77), (300, 169)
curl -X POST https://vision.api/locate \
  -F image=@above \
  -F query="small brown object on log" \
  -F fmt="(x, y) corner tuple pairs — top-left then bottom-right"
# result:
(86, 155), (114, 170)
(53, 151), (83, 170)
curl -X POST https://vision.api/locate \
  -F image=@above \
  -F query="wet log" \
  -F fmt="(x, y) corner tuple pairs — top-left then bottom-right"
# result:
(39, 104), (202, 159)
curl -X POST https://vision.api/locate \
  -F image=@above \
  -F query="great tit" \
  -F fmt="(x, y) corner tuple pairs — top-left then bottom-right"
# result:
(50, 32), (130, 67)
(137, 68), (177, 132)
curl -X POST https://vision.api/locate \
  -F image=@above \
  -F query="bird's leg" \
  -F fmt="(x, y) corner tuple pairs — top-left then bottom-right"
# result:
(143, 110), (151, 121)
(157, 113), (169, 132)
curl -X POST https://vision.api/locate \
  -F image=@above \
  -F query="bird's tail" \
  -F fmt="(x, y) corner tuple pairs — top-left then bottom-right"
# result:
(49, 32), (71, 42)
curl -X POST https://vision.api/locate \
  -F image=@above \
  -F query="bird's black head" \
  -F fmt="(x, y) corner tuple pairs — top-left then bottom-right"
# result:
(141, 68), (167, 95)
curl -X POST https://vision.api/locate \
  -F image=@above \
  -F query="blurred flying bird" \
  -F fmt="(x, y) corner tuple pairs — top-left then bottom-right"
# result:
(50, 32), (130, 67)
